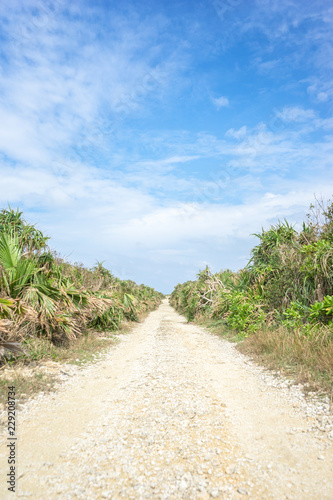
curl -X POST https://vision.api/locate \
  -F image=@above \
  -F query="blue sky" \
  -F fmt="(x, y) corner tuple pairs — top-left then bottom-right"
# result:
(0, 0), (332, 293)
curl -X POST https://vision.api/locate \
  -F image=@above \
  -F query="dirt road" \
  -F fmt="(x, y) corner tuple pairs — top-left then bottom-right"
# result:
(1, 299), (332, 499)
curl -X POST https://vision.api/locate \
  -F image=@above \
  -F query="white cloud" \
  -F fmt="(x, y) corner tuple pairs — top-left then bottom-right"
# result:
(212, 96), (229, 109)
(307, 78), (333, 103)
(275, 106), (316, 123)
(0, 126), (332, 293)
(0, 1), (333, 293)
(225, 126), (247, 139)
(0, 1), (189, 172)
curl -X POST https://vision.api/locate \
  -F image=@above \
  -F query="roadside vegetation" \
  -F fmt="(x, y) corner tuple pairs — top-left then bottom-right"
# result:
(0, 207), (163, 404)
(170, 197), (333, 398)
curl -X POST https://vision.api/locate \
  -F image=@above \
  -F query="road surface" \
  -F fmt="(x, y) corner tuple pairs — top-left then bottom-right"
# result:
(0, 299), (332, 499)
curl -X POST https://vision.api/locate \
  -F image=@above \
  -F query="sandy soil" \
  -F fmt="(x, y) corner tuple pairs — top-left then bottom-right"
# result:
(0, 299), (332, 499)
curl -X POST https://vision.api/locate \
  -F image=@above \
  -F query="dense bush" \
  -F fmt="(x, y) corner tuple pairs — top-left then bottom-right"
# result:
(171, 197), (333, 338)
(0, 208), (163, 357)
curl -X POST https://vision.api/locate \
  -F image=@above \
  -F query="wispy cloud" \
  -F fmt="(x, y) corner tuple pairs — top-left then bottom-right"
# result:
(0, 0), (332, 292)
(275, 107), (316, 123)
(0, 1), (191, 171)
(212, 96), (229, 109)
(225, 126), (247, 139)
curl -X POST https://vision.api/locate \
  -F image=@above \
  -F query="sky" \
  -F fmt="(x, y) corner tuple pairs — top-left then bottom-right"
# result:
(0, 0), (332, 293)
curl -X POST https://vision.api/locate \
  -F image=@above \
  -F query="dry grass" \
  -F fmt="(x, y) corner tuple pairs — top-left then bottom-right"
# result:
(0, 370), (58, 414)
(0, 331), (117, 410)
(202, 319), (333, 401)
(237, 325), (333, 398)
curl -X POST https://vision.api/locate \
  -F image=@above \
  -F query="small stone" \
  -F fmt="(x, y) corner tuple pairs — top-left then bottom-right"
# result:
(318, 455), (325, 460)
(179, 479), (188, 490)
(237, 487), (248, 495)
(225, 466), (236, 475)
(197, 492), (210, 500)
(210, 489), (219, 498)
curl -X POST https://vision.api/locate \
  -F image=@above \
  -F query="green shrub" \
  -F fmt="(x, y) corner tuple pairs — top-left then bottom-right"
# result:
(227, 292), (266, 335)
(309, 296), (333, 324)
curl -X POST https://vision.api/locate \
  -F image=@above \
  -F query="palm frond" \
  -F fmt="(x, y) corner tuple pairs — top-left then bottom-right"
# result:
(0, 232), (21, 271)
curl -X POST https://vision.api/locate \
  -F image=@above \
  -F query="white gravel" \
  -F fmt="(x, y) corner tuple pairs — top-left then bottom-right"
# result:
(0, 299), (332, 499)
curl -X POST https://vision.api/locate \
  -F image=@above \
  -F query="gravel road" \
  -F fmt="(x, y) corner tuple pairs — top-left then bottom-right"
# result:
(1, 299), (332, 499)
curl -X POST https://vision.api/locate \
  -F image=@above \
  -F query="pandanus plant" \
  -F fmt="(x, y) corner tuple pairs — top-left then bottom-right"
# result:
(0, 231), (88, 349)
(0, 207), (49, 256)
(0, 208), (163, 358)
